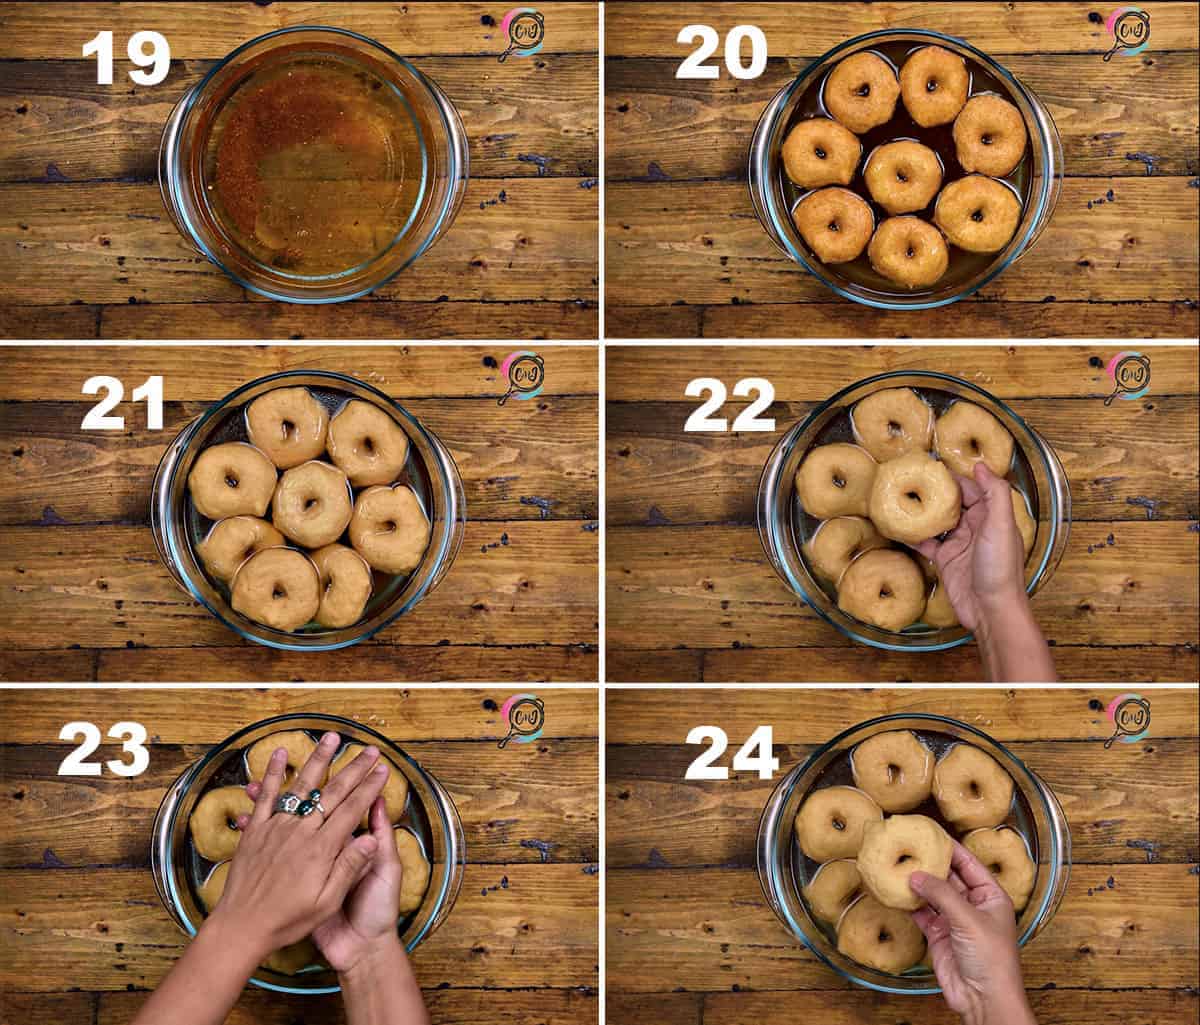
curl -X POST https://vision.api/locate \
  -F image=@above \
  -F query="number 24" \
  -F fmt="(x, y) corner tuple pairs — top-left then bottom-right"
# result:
(685, 725), (779, 780)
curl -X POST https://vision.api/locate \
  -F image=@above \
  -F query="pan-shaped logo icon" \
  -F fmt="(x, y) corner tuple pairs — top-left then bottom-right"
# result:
(1104, 693), (1151, 748)
(1103, 7), (1151, 61)
(498, 350), (545, 405)
(499, 8), (545, 62)
(498, 693), (545, 748)
(1103, 351), (1150, 405)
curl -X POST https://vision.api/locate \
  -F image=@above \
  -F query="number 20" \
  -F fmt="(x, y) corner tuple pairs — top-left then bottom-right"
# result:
(676, 24), (768, 80)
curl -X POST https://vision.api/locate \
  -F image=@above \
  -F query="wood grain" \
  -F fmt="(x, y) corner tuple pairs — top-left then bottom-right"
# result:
(607, 397), (1199, 525)
(605, 344), (1199, 682)
(3, 740), (598, 867)
(0, 345), (598, 682)
(0, 3), (600, 59)
(605, 687), (1200, 745)
(0, 345), (599, 400)
(2, 863), (596, 992)
(607, 738), (1198, 866)
(0, 3), (600, 338)
(603, 2), (1199, 337)
(606, 53), (1200, 180)
(0, 56), (598, 182)
(608, 862), (1198, 992)
(0, 687), (600, 743)
(607, 989), (1197, 1025)
(1, 397), (599, 523)
(605, 687), (1199, 1017)
(605, 345), (1200, 401)
(2, 177), (598, 306)
(605, 178), (1199, 305)
(611, 644), (1200, 685)
(604, 3), (1198, 56)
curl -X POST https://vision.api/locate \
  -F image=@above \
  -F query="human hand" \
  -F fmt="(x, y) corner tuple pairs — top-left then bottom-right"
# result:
(913, 462), (1027, 632)
(309, 794), (405, 973)
(209, 732), (390, 958)
(909, 842), (1036, 1025)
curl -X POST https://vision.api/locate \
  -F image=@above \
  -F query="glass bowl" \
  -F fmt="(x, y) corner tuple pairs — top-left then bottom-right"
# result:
(748, 29), (1063, 309)
(151, 370), (466, 651)
(756, 713), (1071, 995)
(150, 712), (466, 994)
(158, 26), (468, 303)
(756, 370), (1071, 652)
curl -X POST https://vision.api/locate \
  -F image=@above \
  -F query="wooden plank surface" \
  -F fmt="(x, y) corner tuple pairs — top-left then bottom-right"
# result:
(605, 687), (1199, 1020)
(605, 344), (1200, 682)
(604, 3), (1199, 56)
(0, 687), (598, 1014)
(0, 346), (599, 683)
(0, 2), (599, 339)
(603, 2), (1200, 338)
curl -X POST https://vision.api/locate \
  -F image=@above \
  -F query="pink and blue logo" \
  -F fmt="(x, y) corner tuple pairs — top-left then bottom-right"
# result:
(498, 693), (545, 748)
(1104, 693), (1151, 748)
(498, 350), (545, 405)
(1103, 7), (1151, 60)
(1103, 351), (1151, 404)
(499, 8), (545, 62)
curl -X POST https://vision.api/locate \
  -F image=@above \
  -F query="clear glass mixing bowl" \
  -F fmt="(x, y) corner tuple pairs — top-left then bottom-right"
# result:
(159, 26), (468, 303)
(757, 713), (1071, 994)
(151, 370), (466, 651)
(756, 370), (1071, 652)
(748, 29), (1063, 309)
(150, 712), (466, 995)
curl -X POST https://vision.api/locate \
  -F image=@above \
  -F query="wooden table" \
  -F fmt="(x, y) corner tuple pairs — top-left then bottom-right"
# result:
(0, 345), (599, 682)
(607, 687), (1200, 1025)
(604, 2), (1200, 339)
(0, 2), (599, 340)
(0, 687), (599, 1024)
(606, 345), (1200, 682)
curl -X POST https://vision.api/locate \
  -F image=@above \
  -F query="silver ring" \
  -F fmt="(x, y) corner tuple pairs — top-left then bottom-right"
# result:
(274, 791), (303, 816)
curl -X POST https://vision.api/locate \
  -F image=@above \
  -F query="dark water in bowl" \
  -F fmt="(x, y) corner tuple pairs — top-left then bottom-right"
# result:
(789, 386), (1038, 631)
(789, 729), (1038, 967)
(185, 384), (434, 632)
(781, 40), (1033, 298)
(186, 728), (435, 974)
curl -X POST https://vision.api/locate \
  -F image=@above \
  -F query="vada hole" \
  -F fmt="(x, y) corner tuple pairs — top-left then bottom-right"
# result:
(281, 419), (296, 438)
(879, 586), (892, 599)
(896, 170), (908, 183)
(887, 420), (901, 435)
(384, 520), (397, 532)
(832, 816), (846, 831)
(272, 586), (286, 600)
(990, 862), (1003, 874)
(968, 781), (981, 798)
(225, 816), (239, 831)
(362, 435), (376, 454)
(981, 134), (993, 146)
(828, 220), (840, 232)
(304, 497), (319, 510)
(855, 83), (870, 97)
(926, 78), (938, 92)
(886, 763), (900, 784)
(905, 490), (922, 504)
(905, 246), (915, 259)
(895, 853), (913, 865)
(878, 928), (892, 943)
(971, 209), (984, 222)
(814, 146), (827, 160)
(225, 474), (239, 488)
(832, 473), (846, 488)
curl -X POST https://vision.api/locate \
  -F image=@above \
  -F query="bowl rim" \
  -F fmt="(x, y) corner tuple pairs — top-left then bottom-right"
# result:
(159, 368), (465, 651)
(757, 369), (1065, 651)
(157, 711), (465, 994)
(163, 25), (462, 303)
(753, 27), (1058, 310)
(758, 712), (1069, 995)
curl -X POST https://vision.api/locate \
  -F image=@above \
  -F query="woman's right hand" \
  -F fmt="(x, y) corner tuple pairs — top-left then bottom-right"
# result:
(909, 842), (1037, 1025)
(210, 732), (390, 957)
